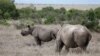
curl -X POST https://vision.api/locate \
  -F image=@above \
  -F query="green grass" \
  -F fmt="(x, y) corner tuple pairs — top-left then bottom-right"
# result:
(0, 20), (10, 26)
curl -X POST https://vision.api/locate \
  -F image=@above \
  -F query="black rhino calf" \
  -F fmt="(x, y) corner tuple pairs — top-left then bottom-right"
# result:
(56, 24), (92, 53)
(21, 24), (61, 46)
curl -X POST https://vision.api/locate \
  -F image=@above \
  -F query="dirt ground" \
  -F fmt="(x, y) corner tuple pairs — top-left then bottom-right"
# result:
(0, 25), (100, 56)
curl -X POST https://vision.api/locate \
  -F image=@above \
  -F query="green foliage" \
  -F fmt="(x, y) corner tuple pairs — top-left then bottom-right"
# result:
(0, 0), (19, 19)
(67, 9), (85, 24)
(87, 9), (95, 21)
(82, 9), (99, 29)
(1, 2), (100, 31)
(95, 7), (100, 19)
(4, 12), (11, 19)
(18, 7), (34, 19)
(0, 20), (9, 26)
(42, 7), (54, 12)
(29, 7), (100, 31)
(44, 14), (55, 24)
(14, 19), (34, 29)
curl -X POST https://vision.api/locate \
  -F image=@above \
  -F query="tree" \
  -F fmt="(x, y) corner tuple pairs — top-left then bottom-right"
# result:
(18, 7), (34, 19)
(0, 0), (18, 19)
(67, 9), (85, 24)
(83, 9), (99, 29)
(94, 7), (100, 19)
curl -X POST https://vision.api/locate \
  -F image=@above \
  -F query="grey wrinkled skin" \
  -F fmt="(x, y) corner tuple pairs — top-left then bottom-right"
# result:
(56, 24), (92, 53)
(21, 24), (61, 46)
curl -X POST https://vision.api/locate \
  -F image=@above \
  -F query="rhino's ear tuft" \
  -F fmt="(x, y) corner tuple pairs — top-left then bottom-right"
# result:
(27, 25), (31, 29)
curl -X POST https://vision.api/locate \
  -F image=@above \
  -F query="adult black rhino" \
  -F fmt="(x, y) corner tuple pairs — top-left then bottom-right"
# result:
(56, 24), (92, 53)
(21, 24), (61, 46)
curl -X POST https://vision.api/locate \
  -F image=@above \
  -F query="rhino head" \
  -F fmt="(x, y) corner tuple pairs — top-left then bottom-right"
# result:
(21, 25), (34, 36)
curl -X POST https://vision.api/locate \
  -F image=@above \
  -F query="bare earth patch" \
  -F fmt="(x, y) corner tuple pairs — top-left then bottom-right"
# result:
(0, 25), (100, 56)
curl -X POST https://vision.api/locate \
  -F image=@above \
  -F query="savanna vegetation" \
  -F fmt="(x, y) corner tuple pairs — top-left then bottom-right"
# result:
(0, 0), (100, 31)
(0, 0), (100, 56)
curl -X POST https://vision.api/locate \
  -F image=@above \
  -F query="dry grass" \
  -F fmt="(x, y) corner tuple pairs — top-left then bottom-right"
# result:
(15, 4), (100, 10)
(0, 25), (100, 56)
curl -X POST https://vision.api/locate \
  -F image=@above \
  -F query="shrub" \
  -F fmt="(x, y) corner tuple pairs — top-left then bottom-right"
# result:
(0, 19), (9, 26)
(0, 0), (19, 20)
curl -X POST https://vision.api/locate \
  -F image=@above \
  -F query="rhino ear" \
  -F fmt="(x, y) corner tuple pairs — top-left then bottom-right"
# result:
(27, 25), (31, 29)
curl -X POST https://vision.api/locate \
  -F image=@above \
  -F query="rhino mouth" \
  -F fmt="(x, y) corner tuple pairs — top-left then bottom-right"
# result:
(21, 31), (29, 36)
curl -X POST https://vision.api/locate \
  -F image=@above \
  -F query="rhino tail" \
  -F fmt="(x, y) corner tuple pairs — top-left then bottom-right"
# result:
(88, 33), (92, 41)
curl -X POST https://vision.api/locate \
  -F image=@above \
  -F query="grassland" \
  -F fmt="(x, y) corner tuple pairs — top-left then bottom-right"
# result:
(0, 23), (100, 56)
(15, 4), (100, 10)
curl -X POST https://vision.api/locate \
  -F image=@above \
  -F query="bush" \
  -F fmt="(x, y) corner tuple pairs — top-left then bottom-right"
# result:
(0, 0), (19, 20)
(82, 9), (99, 29)
(13, 19), (34, 29)
(95, 7), (100, 19)
(1, 3), (100, 31)
(18, 7), (35, 19)
(0, 19), (9, 26)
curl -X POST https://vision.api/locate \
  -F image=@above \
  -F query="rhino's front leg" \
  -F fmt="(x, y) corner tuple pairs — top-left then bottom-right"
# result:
(34, 36), (41, 46)
(56, 39), (64, 53)
(50, 32), (56, 40)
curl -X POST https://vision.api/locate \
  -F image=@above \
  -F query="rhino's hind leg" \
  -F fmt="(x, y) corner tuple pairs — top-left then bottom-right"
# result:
(56, 39), (64, 53)
(65, 46), (69, 52)
(81, 38), (89, 52)
(80, 46), (87, 52)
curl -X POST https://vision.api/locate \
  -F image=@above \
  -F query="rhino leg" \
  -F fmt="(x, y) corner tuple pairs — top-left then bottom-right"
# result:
(56, 39), (64, 53)
(78, 40), (89, 52)
(65, 46), (69, 52)
(34, 36), (41, 46)
(50, 32), (56, 40)
(81, 47), (86, 51)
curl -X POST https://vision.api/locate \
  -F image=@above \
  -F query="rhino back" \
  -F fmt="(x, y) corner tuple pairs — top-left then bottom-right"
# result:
(57, 24), (91, 47)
